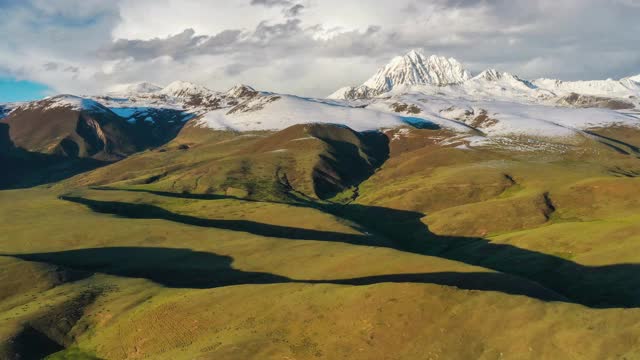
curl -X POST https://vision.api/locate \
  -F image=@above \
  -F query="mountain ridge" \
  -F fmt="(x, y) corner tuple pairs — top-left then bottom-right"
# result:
(329, 49), (640, 101)
(1, 50), (639, 157)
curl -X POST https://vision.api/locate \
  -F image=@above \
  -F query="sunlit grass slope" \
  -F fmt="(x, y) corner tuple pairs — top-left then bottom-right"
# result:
(2, 124), (640, 359)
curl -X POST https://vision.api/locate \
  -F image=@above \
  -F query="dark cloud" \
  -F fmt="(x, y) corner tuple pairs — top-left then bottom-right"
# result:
(42, 62), (80, 73)
(99, 28), (245, 61)
(101, 29), (205, 60)
(250, 0), (304, 19)
(98, 18), (385, 62)
(250, 0), (293, 7)
(284, 4), (305, 17)
(253, 19), (302, 40)
(64, 66), (79, 73)
(43, 62), (59, 71)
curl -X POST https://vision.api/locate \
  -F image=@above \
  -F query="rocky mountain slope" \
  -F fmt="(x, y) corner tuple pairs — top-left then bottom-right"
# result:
(1, 95), (187, 161)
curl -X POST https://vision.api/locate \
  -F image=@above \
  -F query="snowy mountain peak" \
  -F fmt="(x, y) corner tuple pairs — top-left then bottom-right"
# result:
(330, 50), (640, 101)
(472, 69), (536, 89)
(125, 82), (162, 94)
(404, 49), (423, 61)
(362, 50), (472, 93)
(25, 95), (109, 113)
(475, 69), (509, 81)
(226, 84), (258, 99)
(107, 82), (163, 96)
(161, 81), (214, 98)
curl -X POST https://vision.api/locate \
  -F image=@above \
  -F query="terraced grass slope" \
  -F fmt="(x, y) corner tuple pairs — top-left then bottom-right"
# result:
(2, 123), (640, 359)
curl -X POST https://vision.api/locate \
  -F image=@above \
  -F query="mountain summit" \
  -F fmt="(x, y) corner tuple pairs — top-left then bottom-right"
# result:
(160, 81), (215, 98)
(364, 50), (471, 92)
(329, 50), (471, 99)
(108, 82), (162, 96)
(330, 50), (640, 101)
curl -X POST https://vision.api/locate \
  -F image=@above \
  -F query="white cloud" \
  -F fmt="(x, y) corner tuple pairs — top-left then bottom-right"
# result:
(0, 0), (639, 97)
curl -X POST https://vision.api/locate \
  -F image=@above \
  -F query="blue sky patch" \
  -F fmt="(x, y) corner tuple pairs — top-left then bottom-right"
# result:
(0, 77), (51, 102)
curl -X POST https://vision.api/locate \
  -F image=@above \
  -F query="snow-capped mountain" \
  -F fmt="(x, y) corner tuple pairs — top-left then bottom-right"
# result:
(330, 49), (640, 105)
(160, 80), (217, 98)
(472, 69), (532, 87)
(532, 78), (639, 99)
(0, 94), (191, 160)
(2, 50), (640, 154)
(364, 50), (471, 90)
(108, 82), (163, 96)
(226, 84), (258, 99)
(21, 95), (111, 113)
(456, 69), (555, 101)
(330, 50), (471, 99)
(92, 82), (264, 123)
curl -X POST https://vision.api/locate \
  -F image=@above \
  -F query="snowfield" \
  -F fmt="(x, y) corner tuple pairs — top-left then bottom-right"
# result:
(196, 94), (438, 132)
(364, 94), (640, 137)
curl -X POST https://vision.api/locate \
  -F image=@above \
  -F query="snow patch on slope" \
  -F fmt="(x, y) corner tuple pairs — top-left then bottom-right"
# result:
(24, 95), (110, 113)
(328, 85), (378, 100)
(367, 93), (640, 138)
(533, 78), (639, 99)
(196, 94), (438, 132)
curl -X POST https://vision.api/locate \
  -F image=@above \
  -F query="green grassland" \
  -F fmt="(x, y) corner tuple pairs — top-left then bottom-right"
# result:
(2, 123), (640, 359)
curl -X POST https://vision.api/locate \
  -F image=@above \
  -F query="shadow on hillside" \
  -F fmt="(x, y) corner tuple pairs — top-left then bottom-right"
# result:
(58, 192), (640, 308)
(92, 186), (260, 202)
(308, 126), (390, 199)
(4, 247), (563, 302)
(60, 196), (379, 246)
(583, 129), (640, 157)
(323, 202), (640, 309)
(0, 123), (108, 190)
(8, 326), (64, 360)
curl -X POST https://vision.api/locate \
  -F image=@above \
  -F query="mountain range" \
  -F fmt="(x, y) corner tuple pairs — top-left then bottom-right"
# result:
(330, 49), (640, 101)
(1, 48), (639, 193)
(2, 49), (637, 163)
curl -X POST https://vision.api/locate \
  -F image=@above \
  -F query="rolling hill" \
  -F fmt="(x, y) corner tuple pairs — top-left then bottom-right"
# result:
(1, 50), (640, 359)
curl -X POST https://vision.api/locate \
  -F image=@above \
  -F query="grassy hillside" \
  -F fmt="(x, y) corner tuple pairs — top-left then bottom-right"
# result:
(2, 123), (640, 359)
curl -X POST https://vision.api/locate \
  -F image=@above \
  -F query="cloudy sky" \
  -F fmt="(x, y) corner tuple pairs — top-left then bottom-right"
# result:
(1, 0), (640, 100)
